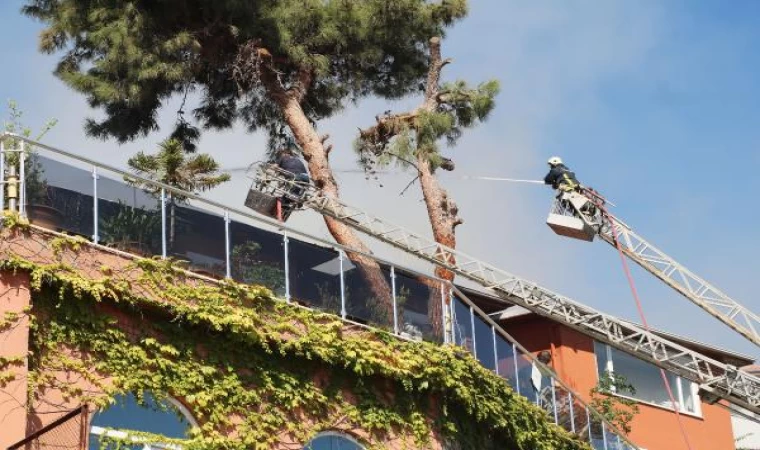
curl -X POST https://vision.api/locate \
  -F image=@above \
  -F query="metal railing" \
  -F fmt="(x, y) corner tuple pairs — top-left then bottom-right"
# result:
(7, 405), (88, 450)
(0, 132), (638, 449)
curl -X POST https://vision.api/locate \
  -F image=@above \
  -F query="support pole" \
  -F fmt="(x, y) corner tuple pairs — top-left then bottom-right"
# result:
(0, 141), (5, 214)
(283, 232), (290, 302)
(224, 210), (231, 279)
(160, 188), (167, 258)
(339, 250), (346, 318)
(92, 167), (99, 243)
(18, 144), (25, 218)
(391, 266), (399, 334)
(492, 326), (499, 375)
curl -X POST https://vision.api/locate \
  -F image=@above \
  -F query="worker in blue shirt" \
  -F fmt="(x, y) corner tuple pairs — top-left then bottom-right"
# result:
(276, 146), (308, 180)
(274, 144), (310, 209)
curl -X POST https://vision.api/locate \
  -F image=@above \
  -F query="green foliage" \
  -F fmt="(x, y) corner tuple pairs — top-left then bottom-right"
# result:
(125, 138), (229, 252)
(3, 211), (31, 231)
(24, 0), (469, 146)
(589, 373), (640, 435)
(1, 234), (590, 450)
(99, 202), (162, 254)
(127, 138), (230, 200)
(230, 242), (285, 295)
(2, 100), (58, 204)
(355, 80), (500, 173)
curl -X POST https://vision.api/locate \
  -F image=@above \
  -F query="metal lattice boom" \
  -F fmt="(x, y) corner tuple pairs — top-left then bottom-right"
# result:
(554, 188), (760, 350)
(598, 212), (760, 349)
(290, 183), (760, 414)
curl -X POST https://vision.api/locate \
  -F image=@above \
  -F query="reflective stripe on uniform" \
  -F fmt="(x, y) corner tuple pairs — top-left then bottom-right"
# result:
(560, 173), (578, 191)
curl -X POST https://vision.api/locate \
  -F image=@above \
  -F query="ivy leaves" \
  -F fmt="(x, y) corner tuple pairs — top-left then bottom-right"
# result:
(3, 234), (589, 450)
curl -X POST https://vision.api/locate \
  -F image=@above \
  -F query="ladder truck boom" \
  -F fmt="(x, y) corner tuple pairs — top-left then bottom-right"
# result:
(547, 189), (760, 349)
(246, 165), (760, 414)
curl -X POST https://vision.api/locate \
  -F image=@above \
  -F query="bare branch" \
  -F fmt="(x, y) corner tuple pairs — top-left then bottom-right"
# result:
(400, 176), (419, 196)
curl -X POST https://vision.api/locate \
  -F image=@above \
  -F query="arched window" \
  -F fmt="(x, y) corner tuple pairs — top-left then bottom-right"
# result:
(89, 392), (195, 449)
(304, 432), (365, 450)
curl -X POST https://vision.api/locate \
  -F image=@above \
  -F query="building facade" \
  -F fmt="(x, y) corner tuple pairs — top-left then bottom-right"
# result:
(489, 309), (753, 450)
(0, 226), (589, 450)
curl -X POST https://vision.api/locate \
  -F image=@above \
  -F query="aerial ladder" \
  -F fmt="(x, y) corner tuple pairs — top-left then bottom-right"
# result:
(546, 187), (760, 350)
(244, 163), (760, 415)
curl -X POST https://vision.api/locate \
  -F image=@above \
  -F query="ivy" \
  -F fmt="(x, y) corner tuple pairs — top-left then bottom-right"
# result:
(0, 228), (590, 450)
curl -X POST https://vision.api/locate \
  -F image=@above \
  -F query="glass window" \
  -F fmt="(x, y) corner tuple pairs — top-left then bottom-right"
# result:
(229, 216), (287, 297)
(395, 272), (443, 342)
(304, 433), (365, 450)
(451, 297), (473, 353)
(495, 335), (518, 391)
(473, 315), (495, 371)
(89, 392), (193, 449)
(594, 342), (699, 414)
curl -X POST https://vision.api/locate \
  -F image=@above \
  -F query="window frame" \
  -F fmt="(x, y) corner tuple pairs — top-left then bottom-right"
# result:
(595, 342), (702, 418)
(89, 394), (197, 449)
(303, 431), (366, 450)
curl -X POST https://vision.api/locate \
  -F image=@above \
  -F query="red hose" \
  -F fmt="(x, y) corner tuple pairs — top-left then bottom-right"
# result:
(603, 203), (695, 450)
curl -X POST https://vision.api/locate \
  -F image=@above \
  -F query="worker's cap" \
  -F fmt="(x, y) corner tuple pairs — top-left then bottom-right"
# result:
(547, 156), (563, 166)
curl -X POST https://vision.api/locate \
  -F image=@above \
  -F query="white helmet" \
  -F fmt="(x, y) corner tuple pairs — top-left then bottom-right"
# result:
(547, 156), (563, 166)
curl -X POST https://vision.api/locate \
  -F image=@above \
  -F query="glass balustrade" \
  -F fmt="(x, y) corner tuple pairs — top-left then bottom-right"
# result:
(228, 213), (287, 298)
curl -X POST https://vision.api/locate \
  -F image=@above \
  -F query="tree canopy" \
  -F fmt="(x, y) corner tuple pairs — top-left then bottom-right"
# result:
(24, 0), (468, 146)
(25, 0), (474, 323)
(127, 138), (230, 200)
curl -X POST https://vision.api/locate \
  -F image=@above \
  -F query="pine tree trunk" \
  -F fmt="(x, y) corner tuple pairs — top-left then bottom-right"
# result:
(416, 37), (459, 341)
(259, 65), (395, 326)
(416, 154), (459, 340)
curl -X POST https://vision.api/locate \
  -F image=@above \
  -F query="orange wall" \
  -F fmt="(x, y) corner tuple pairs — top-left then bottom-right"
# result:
(0, 272), (31, 449)
(506, 317), (735, 450)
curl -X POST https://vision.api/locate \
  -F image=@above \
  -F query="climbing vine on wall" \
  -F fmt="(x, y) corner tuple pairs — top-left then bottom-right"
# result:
(0, 226), (590, 450)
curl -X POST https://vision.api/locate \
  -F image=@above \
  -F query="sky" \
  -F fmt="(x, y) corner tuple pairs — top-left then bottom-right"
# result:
(2, 1), (760, 360)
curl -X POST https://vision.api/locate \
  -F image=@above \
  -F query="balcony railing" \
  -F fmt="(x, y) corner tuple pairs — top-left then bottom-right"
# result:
(0, 132), (639, 450)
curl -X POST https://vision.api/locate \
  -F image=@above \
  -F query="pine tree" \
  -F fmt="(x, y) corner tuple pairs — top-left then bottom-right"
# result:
(127, 138), (230, 251)
(355, 38), (498, 333)
(23, 0), (469, 322)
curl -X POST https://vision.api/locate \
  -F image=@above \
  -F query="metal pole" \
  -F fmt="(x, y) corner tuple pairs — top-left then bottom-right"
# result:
(339, 250), (346, 318)
(92, 167), (99, 243)
(513, 343), (521, 396)
(283, 232), (290, 302)
(391, 266), (399, 334)
(8, 164), (17, 213)
(551, 381), (559, 424)
(568, 392), (576, 433)
(586, 407), (593, 442)
(0, 140), (5, 214)
(19, 143), (25, 218)
(224, 210), (231, 279)
(492, 326), (499, 375)
(469, 306), (476, 357)
(440, 282), (448, 343)
(449, 290), (456, 344)
(160, 188), (167, 258)
(601, 420), (609, 450)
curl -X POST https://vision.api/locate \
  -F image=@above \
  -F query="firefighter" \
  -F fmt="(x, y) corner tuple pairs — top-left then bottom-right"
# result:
(273, 144), (310, 210)
(275, 145), (308, 181)
(544, 156), (580, 193)
(544, 156), (600, 223)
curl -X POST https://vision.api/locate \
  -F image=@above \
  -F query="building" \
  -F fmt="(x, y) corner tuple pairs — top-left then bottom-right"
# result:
(0, 225), (586, 450)
(469, 299), (754, 450)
